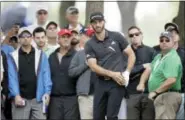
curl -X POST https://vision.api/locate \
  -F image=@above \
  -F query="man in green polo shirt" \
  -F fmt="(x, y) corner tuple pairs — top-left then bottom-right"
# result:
(148, 44), (182, 93)
(137, 31), (182, 119)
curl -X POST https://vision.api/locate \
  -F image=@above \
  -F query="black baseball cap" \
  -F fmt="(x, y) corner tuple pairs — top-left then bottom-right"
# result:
(9, 36), (18, 43)
(90, 12), (104, 23)
(164, 22), (179, 33)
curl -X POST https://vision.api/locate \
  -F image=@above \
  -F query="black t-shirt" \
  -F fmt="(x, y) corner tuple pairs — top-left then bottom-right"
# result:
(127, 45), (155, 94)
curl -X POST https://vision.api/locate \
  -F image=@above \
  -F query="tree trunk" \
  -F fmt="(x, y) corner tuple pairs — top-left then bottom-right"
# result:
(173, 1), (185, 46)
(59, 1), (75, 28)
(117, 1), (137, 34)
(85, 1), (104, 27)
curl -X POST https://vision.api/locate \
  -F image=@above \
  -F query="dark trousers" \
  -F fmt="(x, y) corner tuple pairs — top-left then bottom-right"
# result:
(4, 98), (12, 119)
(127, 94), (155, 119)
(93, 80), (125, 120)
(48, 95), (80, 120)
(1, 109), (5, 120)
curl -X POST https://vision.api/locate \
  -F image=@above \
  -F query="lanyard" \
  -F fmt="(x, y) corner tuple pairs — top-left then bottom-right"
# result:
(153, 52), (171, 72)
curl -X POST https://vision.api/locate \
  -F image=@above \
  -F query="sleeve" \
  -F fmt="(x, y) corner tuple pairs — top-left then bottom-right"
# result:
(130, 65), (145, 76)
(115, 32), (129, 51)
(1, 55), (4, 73)
(84, 41), (96, 60)
(7, 54), (20, 97)
(68, 52), (88, 78)
(1, 52), (9, 96)
(163, 57), (181, 79)
(43, 53), (52, 95)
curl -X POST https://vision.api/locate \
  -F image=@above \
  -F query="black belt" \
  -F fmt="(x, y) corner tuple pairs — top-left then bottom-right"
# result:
(98, 76), (111, 80)
(168, 90), (181, 93)
(98, 76), (130, 99)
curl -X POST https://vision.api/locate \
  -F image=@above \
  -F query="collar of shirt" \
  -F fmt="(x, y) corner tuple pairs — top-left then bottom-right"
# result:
(93, 30), (109, 43)
(42, 44), (49, 52)
(55, 47), (76, 57)
(69, 23), (82, 32)
(19, 46), (35, 55)
(131, 43), (144, 51)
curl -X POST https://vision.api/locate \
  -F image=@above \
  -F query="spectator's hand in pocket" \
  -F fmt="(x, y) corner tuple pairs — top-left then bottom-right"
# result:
(15, 95), (25, 106)
(42, 94), (50, 105)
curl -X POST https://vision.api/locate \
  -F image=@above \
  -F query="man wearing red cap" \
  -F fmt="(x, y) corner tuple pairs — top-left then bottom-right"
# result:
(48, 29), (79, 119)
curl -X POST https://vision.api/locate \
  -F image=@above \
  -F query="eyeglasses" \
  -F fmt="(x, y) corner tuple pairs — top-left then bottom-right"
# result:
(160, 39), (170, 43)
(38, 11), (48, 15)
(19, 35), (32, 38)
(129, 32), (140, 38)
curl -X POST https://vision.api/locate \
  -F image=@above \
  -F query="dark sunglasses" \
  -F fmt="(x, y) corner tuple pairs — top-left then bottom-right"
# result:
(160, 39), (170, 43)
(129, 32), (140, 38)
(38, 11), (47, 15)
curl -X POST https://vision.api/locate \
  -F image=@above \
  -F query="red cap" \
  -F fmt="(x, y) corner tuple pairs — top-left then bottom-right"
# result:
(58, 29), (71, 36)
(85, 28), (95, 37)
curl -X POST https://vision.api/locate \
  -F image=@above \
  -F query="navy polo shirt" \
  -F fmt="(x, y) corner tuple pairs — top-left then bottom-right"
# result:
(85, 30), (129, 76)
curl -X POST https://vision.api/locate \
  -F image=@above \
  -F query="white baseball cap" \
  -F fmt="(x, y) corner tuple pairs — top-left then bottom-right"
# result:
(18, 27), (32, 37)
(36, 5), (48, 12)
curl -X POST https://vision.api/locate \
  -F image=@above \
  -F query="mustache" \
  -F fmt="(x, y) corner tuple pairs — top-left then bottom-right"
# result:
(95, 27), (102, 29)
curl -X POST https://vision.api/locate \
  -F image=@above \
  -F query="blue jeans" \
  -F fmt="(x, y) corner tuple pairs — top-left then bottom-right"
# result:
(176, 93), (185, 119)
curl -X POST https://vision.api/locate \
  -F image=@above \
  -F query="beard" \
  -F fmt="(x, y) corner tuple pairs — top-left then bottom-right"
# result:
(71, 38), (79, 46)
(92, 24), (104, 34)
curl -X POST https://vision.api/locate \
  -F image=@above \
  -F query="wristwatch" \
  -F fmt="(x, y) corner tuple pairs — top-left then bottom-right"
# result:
(154, 91), (161, 95)
(152, 91), (161, 99)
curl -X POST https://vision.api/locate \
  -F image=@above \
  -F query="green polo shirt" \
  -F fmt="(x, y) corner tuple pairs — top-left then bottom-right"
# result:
(148, 49), (182, 92)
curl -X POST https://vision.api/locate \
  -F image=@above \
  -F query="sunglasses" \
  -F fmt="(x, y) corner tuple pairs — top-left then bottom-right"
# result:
(160, 39), (170, 43)
(19, 35), (32, 38)
(129, 32), (140, 38)
(38, 11), (47, 15)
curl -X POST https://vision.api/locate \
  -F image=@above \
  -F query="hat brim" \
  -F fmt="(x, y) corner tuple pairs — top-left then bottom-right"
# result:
(68, 10), (79, 14)
(18, 30), (32, 37)
(58, 33), (71, 36)
(71, 30), (79, 34)
(90, 17), (104, 23)
(160, 35), (171, 40)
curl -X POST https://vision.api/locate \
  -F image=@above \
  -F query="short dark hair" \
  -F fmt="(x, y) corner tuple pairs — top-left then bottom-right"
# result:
(33, 27), (46, 36)
(128, 26), (142, 34)
(14, 23), (21, 26)
(46, 21), (58, 29)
